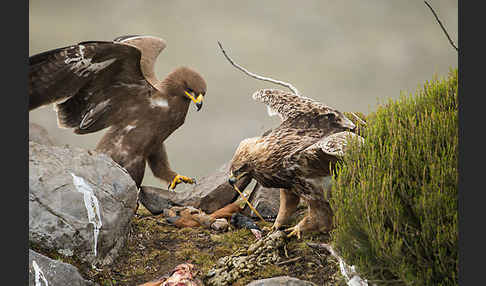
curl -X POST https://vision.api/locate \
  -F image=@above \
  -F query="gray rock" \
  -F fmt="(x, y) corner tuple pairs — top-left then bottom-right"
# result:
(29, 249), (97, 286)
(29, 122), (57, 146)
(29, 141), (138, 266)
(245, 276), (317, 286)
(243, 176), (335, 219)
(171, 162), (251, 213)
(242, 183), (281, 219)
(139, 186), (176, 215)
(211, 218), (229, 232)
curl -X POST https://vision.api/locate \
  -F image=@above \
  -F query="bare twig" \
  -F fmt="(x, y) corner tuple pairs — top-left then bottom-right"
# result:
(276, 256), (302, 265)
(349, 112), (367, 126)
(306, 242), (335, 255)
(424, 1), (458, 52)
(217, 41), (301, 96)
(232, 183), (266, 223)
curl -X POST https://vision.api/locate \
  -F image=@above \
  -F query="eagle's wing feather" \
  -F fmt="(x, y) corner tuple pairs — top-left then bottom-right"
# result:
(288, 131), (364, 174)
(310, 131), (364, 157)
(29, 41), (156, 134)
(252, 89), (332, 122)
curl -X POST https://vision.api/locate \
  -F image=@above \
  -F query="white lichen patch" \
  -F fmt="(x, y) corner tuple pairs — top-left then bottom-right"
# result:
(64, 45), (116, 77)
(32, 260), (49, 286)
(71, 173), (102, 257)
(57, 248), (74, 257)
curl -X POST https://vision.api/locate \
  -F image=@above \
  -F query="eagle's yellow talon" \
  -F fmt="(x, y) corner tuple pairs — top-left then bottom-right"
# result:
(168, 174), (196, 191)
(262, 226), (273, 232)
(263, 223), (280, 233)
(285, 226), (302, 239)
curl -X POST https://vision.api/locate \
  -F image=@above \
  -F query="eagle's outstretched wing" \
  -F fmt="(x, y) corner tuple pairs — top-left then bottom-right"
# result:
(252, 89), (333, 122)
(29, 38), (158, 134)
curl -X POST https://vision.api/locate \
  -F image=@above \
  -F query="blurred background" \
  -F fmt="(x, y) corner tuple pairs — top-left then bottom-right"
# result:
(29, 0), (457, 188)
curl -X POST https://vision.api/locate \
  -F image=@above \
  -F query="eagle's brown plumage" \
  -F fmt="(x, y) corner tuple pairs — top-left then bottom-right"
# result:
(229, 89), (364, 238)
(29, 35), (207, 189)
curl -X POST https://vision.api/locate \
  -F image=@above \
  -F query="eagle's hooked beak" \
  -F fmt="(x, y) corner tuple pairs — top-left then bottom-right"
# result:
(228, 171), (245, 186)
(228, 173), (237, 186)
(184, 91), (204, 111)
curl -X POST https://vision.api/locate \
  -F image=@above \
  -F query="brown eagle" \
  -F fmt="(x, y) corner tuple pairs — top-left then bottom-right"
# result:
(29, 35), (207, 190)
(228, 89), (364, 238)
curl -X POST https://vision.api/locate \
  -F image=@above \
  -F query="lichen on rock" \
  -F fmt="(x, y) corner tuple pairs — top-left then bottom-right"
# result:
(205, 231), (286, 286)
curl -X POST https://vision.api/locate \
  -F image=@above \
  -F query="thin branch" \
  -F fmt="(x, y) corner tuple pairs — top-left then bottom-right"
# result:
(349, 112), (367, 126)
(424, 1), (458, 52)
(276, 256), (302, 265)
(217, 41), (301, 96)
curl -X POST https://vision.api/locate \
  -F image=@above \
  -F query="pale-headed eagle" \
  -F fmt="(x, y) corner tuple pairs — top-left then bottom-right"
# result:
(228, 89), (364, 238)
(29, 35), (207, 190)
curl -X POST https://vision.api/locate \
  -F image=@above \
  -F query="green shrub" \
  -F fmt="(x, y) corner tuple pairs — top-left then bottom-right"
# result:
(330, 69), (458, 286)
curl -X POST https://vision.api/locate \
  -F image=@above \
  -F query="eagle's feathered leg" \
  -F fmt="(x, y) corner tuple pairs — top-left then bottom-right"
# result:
(286, 196), (333, 239)
(147, 143), (195, 191)
(270, 188), (300, 231)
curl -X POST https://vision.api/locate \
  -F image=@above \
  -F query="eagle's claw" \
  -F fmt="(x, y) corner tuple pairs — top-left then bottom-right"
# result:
(263, 223), (280, 233)
(284, 226), (302, 239)
(168, 174), (196, 191)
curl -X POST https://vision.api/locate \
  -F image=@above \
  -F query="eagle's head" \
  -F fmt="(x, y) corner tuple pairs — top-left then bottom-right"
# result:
(228, 137), (262, 186)
(326, 109), (356, 132)
(309, 108), (357, 134)
(165, 66), (207, 111)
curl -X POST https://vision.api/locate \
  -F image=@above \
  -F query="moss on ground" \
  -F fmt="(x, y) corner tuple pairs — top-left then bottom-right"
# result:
(44, 204), (340, 285)
(27, 204), (339, 285)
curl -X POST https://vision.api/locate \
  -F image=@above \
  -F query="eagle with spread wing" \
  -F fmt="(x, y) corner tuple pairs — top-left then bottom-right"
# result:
(29, 35), (207, 190)
(228, 89), (364, 238)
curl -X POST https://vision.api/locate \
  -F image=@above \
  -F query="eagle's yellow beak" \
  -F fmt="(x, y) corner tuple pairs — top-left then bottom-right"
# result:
(184, 91), (204, 111)
(228, 172), (246, 186)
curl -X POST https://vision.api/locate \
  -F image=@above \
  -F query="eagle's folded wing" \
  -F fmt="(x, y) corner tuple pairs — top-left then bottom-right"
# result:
(288, 131), (364, 174)
(310, 131), (364, 157)
(252, 88), (332, 122)
(29, 41), (156, 134)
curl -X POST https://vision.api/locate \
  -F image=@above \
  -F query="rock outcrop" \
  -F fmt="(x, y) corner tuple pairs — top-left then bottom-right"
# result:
(29, 141), (138, 266)
(243, 176), (334, 219)
(139, 186), (175, 215)
(29, 249), (97, 286)
(141, 162), (252, 215)
(242, 184), (280, 219)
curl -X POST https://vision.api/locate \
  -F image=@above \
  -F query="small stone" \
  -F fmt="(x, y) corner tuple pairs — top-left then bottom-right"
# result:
(57, 248), (74, 257)
(211, 218), (229, 232)
(163, 208), (177, 217)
